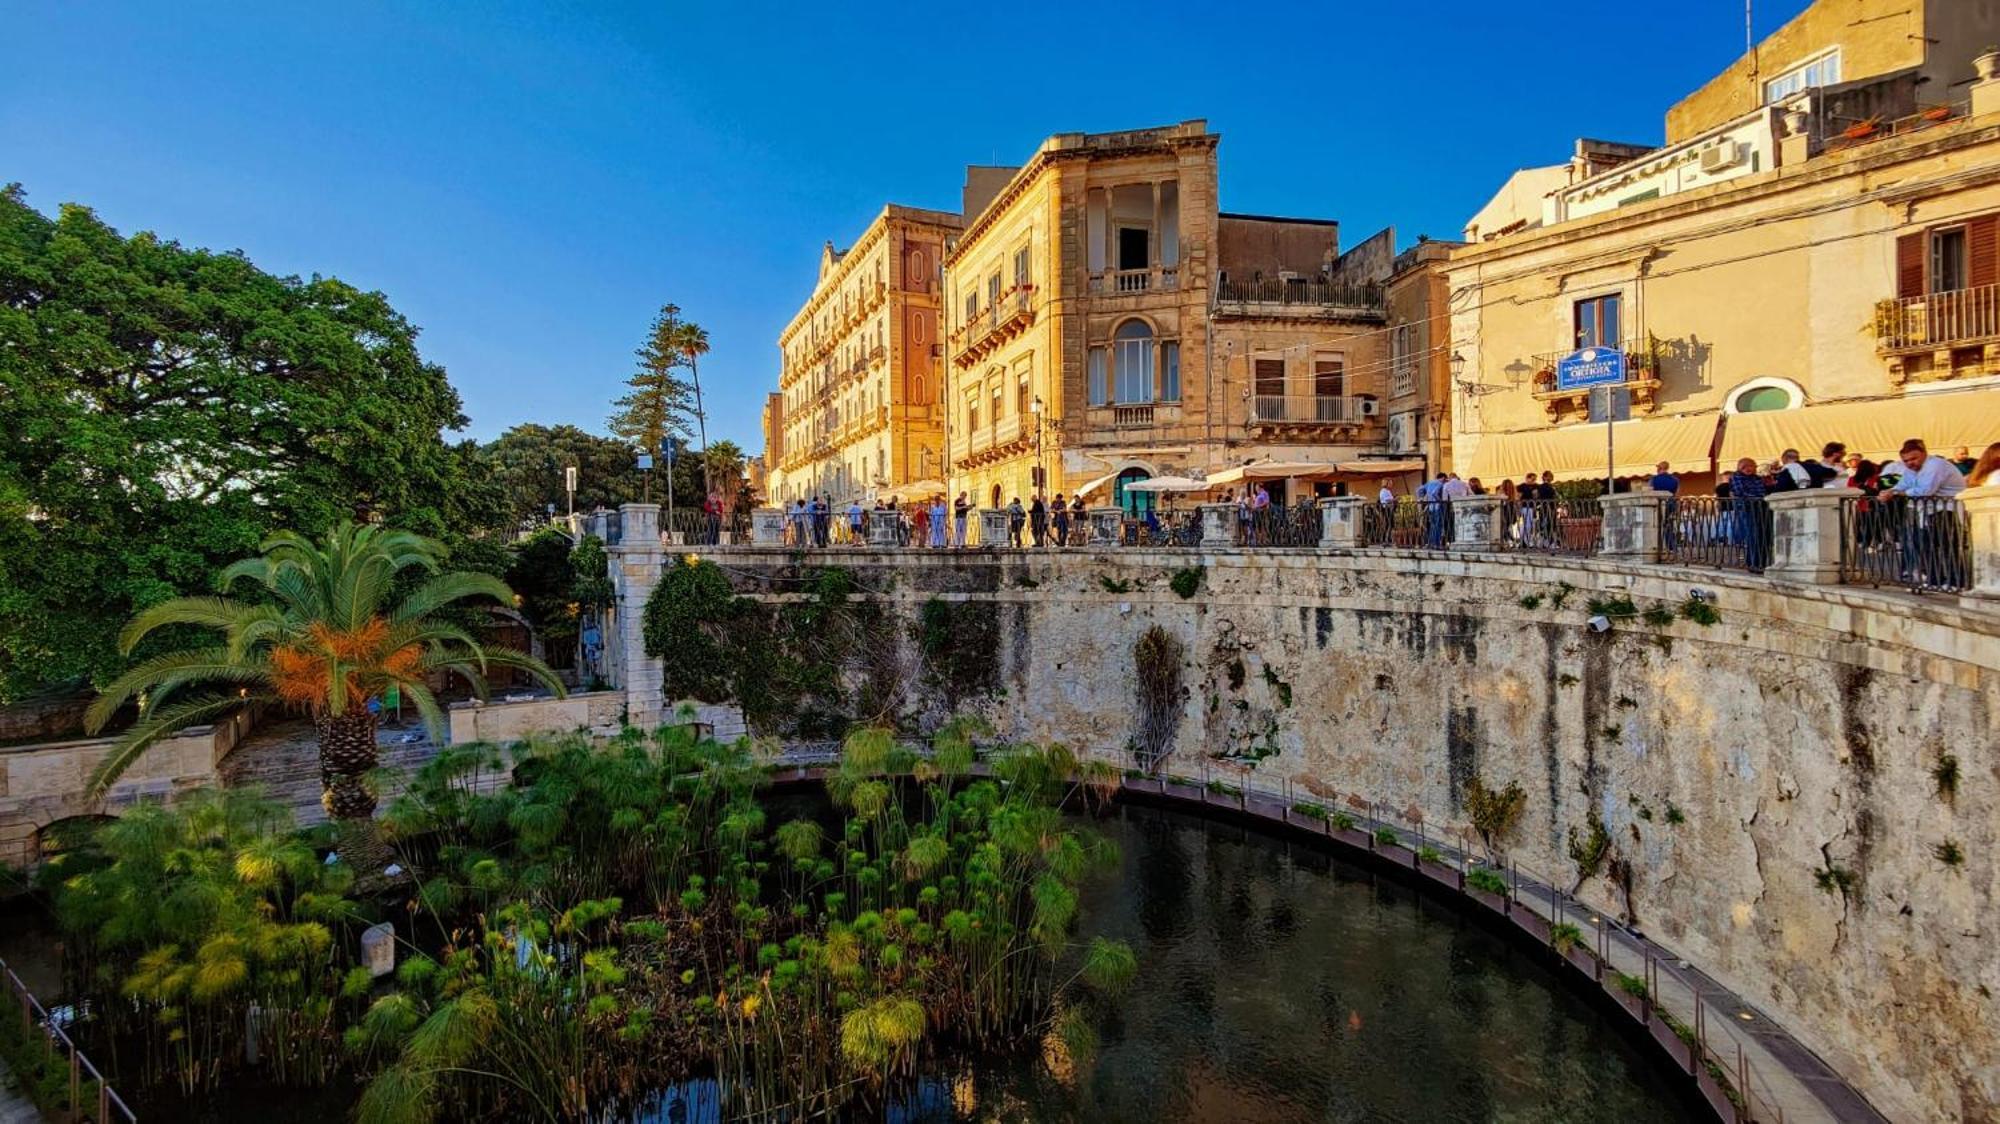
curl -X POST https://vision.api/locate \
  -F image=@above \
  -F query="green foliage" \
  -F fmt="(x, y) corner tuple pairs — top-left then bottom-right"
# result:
(1330, 811), (1356, 831)
(1931, 839), (1964, 867)
(641, 558), (739, 701)
(1549, 922), (1584, 956)
(1614, 972), (1649, 1001)
(1462, 775), (1527, 854)
(0, 185), (502, 704)
(1417, 845), (1442, 865)
(1585, 595), (1638, 619)
(1080, 937), (1137, 995)
(506, 527), (583, 648)
(917, 597), (1002, 709)
(1664, 802), (1686, 826)
(476, 424), (644, 526)
(1260, 664), (1293, 708)
(1518, 593), (1545, 610)
(1466, 867), (1508, 896)
(1168, 567), (1203, 599)
(1640, 605), (1677, 628)
(1373, 827), (1398, 846)
(607, 303), (699, 461)
(1133, 625), (1185, 774)
(1814, 863), (1857, 898)
(1549, 582), (1577, 610)
(1567, 809), (1611, 893)
(1097, 575), (1132, 594)
(1678, 597), (1722, 627)
(1934, 754), (1960, 800)
(1290, 801), (1327, 820)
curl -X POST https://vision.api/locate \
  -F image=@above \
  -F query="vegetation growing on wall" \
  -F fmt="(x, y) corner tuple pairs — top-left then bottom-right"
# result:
(1462, 776), (1527, 857)
(1133, 625), (1185, 775)
(916, 597), (1002, 709)
(1168, 567), (1203, 600)
(1566, 808), (1611, 894)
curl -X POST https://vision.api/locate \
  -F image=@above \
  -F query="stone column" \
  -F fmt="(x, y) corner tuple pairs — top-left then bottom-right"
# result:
(979, 508), (1010, 548)
(1765, 490), (1845, 584)
(1598, 491), (1666, 564)
(1318, 496), (1366, 549)
(1448, 495), (1504, 551)
(1960, 484), (2000, 604)
(611, 503), (666, 728)
(586, 509), (611, 542)
(1199, 503), (1239, 548)
(1088, 506), (1124, 546)
(751, 507), (785, 546)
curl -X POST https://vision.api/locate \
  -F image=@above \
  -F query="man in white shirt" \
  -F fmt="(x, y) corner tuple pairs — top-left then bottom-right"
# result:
(1892, 438), (1967, 588)
(1440, 473), (1471, 500)
(1378, 484), (1394, 506)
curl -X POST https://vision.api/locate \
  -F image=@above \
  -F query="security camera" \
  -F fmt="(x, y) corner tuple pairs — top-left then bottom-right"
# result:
(1587, 615), (1612, 633)
(1688, 588), (1715, 603)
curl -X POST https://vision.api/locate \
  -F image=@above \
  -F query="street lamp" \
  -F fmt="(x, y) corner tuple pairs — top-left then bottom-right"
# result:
(564, 465), (578, 521)
(1030, 396), (1046, 498)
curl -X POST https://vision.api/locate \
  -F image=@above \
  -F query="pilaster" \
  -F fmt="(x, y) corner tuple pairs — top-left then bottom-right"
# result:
(1448, 495), (1504, 551)
(1961, 484), (2000, 604)
(1199, 503), (1239, 548)
(1765, 491), (1844, 584)
(1318, 496), (1366, 549)
(610, 504), (666, 728)
(1599, 491), (1666, 564)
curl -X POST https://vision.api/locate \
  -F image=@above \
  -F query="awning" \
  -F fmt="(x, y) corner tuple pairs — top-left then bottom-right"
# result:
(1336, 459), (1427, 474)
(1073, 471), (1120, 498)
(1123, 476), (1210, 493)
(879, 479), (944, 501)
(1464, 414), (1720, 484)
(1718, 388), (2000, 466)
(1205, 460), (1342, 486)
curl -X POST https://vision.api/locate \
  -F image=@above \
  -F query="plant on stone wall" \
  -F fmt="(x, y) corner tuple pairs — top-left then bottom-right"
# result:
(1813, 862), (1857, 899)
(1260, 665), (1293, 708)
(1549, 581), (1577, 610)
(1933, 753), (1960, 801)
(1677, 596), (1721, 627)
(1168, 567), (1203, 599)
(1463, 776), (1527, 857)
(1931, 840), (1964, 868)
(1518, 593), (1544, 610)
(1640, 605), (1676, 627)
(1097, 575), (1133, 594)
(1585, 595), (1638, 619)
(1132, 625), (1185, 775)
(1566, 808), (1611, 894)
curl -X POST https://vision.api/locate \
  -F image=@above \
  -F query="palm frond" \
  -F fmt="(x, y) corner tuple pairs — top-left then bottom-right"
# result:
(85, 695), (256, 799)
(391, 572), (517, 625)
(116, 596), (262, 655)
(85, 647), (256, 733)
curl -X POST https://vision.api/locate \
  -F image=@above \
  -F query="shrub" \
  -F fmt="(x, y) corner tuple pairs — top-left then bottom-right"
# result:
(1640, 605), (1676, 628)
(1291, 801), (1327, 820)
(1373, 827), (1398, 846)
(1168, 567), (1203, 599)
(1330, 812), (1356, 832)
(1465, 867), (1508, 896)
(1463, 776), (1527, 854)
(1586, 595), (1638, 619)
(1932, 840), (1964, 867)
(1518, 593), (1544, 610)
(1814, 863), (1857, 897)
(1615, 972), (1649, 1001)
(1549, 922), (1584, 956)
(1678, 597), (1722, 626)
(1416, 845), (1442, 865)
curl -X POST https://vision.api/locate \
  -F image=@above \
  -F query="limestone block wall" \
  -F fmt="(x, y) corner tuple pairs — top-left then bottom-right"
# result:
(0, 708), (254, 866)
(444, 692), (746, 746)
(690, 546), (1997, 1124)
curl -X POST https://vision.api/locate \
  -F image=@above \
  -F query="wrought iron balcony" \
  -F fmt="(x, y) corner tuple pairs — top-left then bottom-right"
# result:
(1249, 395), (1366, 424)
(1875, 285), (2000, 354)
(1215, 277), (1384, 312)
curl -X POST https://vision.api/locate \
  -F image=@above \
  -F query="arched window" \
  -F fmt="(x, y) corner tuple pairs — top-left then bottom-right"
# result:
(1113, 467), (1154, 517)
(990, 483), (1002, 508)
(1724, 377), (1804, 414)
(1113, 320), (1155, 404)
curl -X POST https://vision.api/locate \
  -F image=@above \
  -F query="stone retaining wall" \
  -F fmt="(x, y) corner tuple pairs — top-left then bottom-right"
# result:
(445, 691), (745, 746)
(685, 545), (1997, 1124)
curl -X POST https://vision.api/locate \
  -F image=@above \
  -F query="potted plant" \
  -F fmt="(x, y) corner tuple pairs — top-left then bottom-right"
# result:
(1532, 366), (1556, 392)
(1976, 45), (2000, 82)
(1921, 104), (1954, 123)
(1843, 117), (1879, 140)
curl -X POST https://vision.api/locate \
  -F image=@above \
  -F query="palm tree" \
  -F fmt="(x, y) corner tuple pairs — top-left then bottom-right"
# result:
(83, 522), (564, 831)
(671, 317), (713, 497)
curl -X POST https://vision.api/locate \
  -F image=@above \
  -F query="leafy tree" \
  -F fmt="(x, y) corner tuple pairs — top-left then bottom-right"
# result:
(506, 527), (580, 663)
(476, 424), (644, 527)
(607, 303), (699, 470)
(0, 185), (495, 703)
(82, 522), (563, 853)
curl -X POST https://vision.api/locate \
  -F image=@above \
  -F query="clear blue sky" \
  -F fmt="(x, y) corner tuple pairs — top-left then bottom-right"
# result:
(4, 1), (1809, 449)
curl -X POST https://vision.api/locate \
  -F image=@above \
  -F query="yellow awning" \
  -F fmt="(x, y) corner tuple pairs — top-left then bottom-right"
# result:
(1464, 414), (1720, 484)
(1718, 389), (2000, 466)
(1336, 459), (1427, 474)
(1073, 471), (1119, 498)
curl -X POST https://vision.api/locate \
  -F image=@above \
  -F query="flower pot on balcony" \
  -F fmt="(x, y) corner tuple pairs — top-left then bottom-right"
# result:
(1922, 105), (1954, 122)
(1843, 120), (1878, 140)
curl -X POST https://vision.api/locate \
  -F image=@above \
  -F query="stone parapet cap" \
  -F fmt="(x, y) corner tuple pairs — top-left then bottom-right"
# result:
(1598, 491), (1667, 507)
(1960, 483), (2000, 509)
(1765, 489), (1846, 508)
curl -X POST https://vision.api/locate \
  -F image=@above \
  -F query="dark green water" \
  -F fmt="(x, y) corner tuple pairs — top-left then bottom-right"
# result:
(98, 801), (1697, 1123)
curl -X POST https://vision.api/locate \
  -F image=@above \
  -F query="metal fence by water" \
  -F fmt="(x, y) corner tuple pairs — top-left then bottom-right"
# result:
(1659, 496), (1771, 572)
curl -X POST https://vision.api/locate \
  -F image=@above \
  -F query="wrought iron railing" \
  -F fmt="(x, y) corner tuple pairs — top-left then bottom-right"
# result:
(1501, 497), (1605, 556)
(1361, 499), (1450, 549)
(3, 956), (137, 1123)
(1658, 496), (1770, 572)
(1250, 394), (1364, 423)
(1838, 493), (1970, 593)
(1873, 283), (2000, 352)
(1215, 277), (1384, 309)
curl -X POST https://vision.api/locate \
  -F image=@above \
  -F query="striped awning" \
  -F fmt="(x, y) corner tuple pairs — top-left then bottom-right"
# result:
(1463, 414), (1720, 484)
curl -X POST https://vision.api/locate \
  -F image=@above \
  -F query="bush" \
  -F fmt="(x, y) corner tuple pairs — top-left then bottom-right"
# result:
(1465, 867), (1508, 896)
(1549, 922), (1584, 956)
(1168, 567), (1203, 599)
(1615, 972), (1649, 1001)
(1330, 811), (1356, 831)
(1416, 845), (1442, 865)
(1291, 801), (1327, 820)
(1373, 827), (1398, 846)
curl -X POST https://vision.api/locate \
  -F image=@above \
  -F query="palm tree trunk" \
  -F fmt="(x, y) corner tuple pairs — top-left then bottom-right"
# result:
(316, 709), (394, 881)
(690, 354), (711, 497)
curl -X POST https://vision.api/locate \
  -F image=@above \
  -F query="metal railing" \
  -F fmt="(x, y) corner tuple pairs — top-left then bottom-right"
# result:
(1215, 277), (1384, 309)
(1501, 497), (1605, 557)
(1361, 499), (1451, 549)
(3, 956), (136, 1123)
(1238, 501), (1324, 548)
(1249, 394), (1364, 424)
(1529, 338), (1659, 393)
(1126, 509), (1203, 547)
(1838, 494), (1971, 593)
(1873, 283), (2000, 352)
(664, 509), (752, 546)
(1659, 496), (1771, 572)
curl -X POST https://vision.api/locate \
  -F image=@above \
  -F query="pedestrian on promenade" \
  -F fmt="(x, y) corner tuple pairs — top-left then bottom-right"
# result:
(1030, 493), (1048, 547)
(1051, 493), (1069, 547)
(1007, 496), (1026, 547)
(953, 492), (970, 547)
(929, 496), (949, 548)
(790, 498), (810, 546)
(1968, 442), (2000, 487)
(847, 498), (865, 544)
(1892, 438), (1967, 588)
(704, 490), (724, 544)
(813, 495), (831, 547)
(1727, 457), (1771, 572)
(1070, 493), (1086, 543)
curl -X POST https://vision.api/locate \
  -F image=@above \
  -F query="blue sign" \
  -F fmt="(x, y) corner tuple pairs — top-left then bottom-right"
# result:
(1555, 346), (1627, 391)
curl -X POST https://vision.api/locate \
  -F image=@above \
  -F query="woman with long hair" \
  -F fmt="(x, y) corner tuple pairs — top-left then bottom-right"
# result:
(1968, 441), (2000, 488)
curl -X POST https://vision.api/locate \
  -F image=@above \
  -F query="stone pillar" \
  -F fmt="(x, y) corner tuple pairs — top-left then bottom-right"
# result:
(1598, 491), (1666, 564)
(1448, 495), (1504, 551)
(1199, 503), (1239, 547)
(866, 511), (901, 547)
(751, 507), (786, 546)
(1087, 506), (1124, 546)
(586, 509), (611, 542)
(611, 503), (666, 727)
(1318, 496), (1366, 549)
(979, 508), (1010, 548)
(1765, 490), (1845, 584)
(1972, 72), (2000, 119)
(1960, 484), (2000, 604)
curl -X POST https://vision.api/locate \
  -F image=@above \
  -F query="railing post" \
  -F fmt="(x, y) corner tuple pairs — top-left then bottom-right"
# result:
(1086, 506), (1123, 546)
(750, 507), (786, 546)
(1198, 503), (1239, 548)
(1598, 491), (1666, 564)
(1764, 490), (1845, 584)
(1961, 484), (2000, 603)
(1448, 494), (1504, 551)
(978, 508), (1010, 548)
(1318, 496), (1366, 549)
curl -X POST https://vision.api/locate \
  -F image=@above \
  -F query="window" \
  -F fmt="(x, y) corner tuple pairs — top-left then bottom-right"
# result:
(1313, 354), (1345, 399)
(991, 380), (1003, 422)
(966, 392), (980, 434)
(1013, 246), (1031, 288)
(1391, 325), (1415, 398)
(1254, 358), (1286, 399)
(964, 290), (978, 321)
(987, 272), (1002, 308)
(1117, 228), (1149, 271)
(1161, 342), (1180, 402)
(1764, 49), (1840, 104)
(1088, 347), (1108, 405)
(1735, 387), (1792, 412)
(1113, 320), (1155, 404)
(1932, 227), (1968, 294)
(1574, 293), (1621, 350)
(1017, 365), (1032, 417)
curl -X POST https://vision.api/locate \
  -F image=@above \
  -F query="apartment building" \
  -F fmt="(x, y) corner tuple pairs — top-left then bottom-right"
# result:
(1448, 1), (2000, 487)
(771, 205), (961, 505)
(942, 120), (1401, 514)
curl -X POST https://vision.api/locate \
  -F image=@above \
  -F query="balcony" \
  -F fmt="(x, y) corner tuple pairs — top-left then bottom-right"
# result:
(1113, 404), (1155, 428)
(1875, 285), (2000, 383)
(993, 413), (1022, 447)
(1247, 394), (1371, 438)
(950, 287), (1038, 368)
(1214, 277), (1385, 320)
(1088, 268), (1179, 296)
(1527, 339), (1663, 422)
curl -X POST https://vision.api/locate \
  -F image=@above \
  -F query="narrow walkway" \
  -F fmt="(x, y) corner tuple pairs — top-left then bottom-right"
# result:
(0, 1059), (42, 1124)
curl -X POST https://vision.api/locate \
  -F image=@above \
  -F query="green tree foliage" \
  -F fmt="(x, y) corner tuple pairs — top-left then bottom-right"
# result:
(0, 185), (499, 702)
(506, 527), (582, 657)
(607, 303), (699, 460)
(475, 424), (644, 526)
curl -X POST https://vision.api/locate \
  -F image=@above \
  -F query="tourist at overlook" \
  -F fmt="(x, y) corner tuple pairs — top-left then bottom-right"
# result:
(1648, 462), (1678, 494)
(953, 492), (970, 547)
(1949, 445), (1978, 476)
(1029, 493), (1048, 547)
(846, 498), (864, 543)
(1050, 493), (1069, 547)
(1968, 442), (2000, 488)
(1892, 438), (1967, 588)
(789, 498), (810, 546)
(1006, 496), (1026, 547)
(929, 496), (949, 548)
(1728, 457), (1772, 573)
(1069, 493), (1086, 543)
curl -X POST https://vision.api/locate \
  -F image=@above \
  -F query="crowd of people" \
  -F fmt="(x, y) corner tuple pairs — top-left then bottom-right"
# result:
(779, 491), (1098, 549)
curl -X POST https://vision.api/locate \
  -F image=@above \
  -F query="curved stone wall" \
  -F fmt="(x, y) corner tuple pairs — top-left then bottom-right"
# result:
(689, 546), (1998, 1123)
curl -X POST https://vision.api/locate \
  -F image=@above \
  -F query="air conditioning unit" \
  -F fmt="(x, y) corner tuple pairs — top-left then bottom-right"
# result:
(1699, 142), (1742, 173)
(1358, 398), (1381, 417)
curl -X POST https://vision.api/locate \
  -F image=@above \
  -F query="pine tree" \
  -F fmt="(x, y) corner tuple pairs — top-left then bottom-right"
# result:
(607, 303), (698, 463)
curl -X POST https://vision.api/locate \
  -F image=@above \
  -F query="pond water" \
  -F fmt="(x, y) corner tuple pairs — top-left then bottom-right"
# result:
(108, 801), (1696, 1123)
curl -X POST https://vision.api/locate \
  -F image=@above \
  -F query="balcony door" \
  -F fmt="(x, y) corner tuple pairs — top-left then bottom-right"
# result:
(1113, 321), (1155, 404)
(1118, 227), (1150, 271)
(1574, 293), (1621, 352)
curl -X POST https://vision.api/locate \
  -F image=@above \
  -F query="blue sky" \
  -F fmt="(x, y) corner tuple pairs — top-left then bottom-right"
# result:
(4, 1), (1810, 449)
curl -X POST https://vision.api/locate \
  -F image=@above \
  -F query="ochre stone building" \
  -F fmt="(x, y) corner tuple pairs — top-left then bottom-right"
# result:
(768, 205), (960, 507)
(1450, 3), (2000, 487)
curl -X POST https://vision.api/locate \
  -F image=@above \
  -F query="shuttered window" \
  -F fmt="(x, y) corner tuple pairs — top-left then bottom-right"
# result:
(1968, 215), (1998, 289)
(1895, 233), (1926, 299)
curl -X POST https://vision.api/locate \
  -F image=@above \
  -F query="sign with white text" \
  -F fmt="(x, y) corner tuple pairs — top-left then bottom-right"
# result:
(1556, 347), (1627, 391)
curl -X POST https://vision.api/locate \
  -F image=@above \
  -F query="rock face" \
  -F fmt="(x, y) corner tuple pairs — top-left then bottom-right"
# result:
(686, 546), (1998, 1124)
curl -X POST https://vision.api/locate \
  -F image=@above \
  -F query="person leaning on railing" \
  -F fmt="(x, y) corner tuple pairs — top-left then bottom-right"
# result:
(1968, 442), (2000, 488)
(1890, 438), (1968, 588)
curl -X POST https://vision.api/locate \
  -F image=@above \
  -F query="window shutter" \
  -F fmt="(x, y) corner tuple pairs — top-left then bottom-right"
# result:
(1967, 215), (1999, 289)
(1895, 232), (1926, 298)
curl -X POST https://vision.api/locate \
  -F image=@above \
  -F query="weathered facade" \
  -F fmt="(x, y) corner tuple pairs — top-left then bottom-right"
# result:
(941, 122), (1401, 513)
(1449, 59), (2000, 487)
(770, 205), (961, 505)
(1382, 239), (1461, 476)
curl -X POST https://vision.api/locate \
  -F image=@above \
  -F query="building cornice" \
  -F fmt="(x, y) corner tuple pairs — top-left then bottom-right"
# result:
(779, 205), (963, 348)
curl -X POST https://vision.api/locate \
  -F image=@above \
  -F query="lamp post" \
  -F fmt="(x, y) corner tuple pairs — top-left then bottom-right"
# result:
(1030, 396), (1046, 498)
(564, 465), (578, 521)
